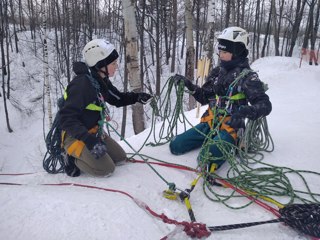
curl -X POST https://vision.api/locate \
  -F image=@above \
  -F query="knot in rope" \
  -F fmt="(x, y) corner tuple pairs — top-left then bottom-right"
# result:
(158, 214), (210, 238)
(181, 221), (211, 238)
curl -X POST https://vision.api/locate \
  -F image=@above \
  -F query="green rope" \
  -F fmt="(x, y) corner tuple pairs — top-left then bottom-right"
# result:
(92, 76), (320, 211)
(147, 77), (191, 146)
(237, 117), (275, 164)
(103, 119), (178, 192)
(145, 76), (320, 209)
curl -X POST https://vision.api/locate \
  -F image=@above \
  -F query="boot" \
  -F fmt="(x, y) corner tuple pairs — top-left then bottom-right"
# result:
(64, 155), (81, 177)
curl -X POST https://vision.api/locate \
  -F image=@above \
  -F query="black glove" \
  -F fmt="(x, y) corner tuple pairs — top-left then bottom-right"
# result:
(228, 112), (245, 130)
(84, 135), (107, 159)
(90, 142), (107, 159)
(137, 92), (152, 104)
(228, 106), (254, 130)
(172, 74), (197, 92)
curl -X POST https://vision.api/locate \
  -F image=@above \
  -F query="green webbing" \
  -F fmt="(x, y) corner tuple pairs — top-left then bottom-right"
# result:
(230, 92), (246, 100)
(86, 104), (102, 111)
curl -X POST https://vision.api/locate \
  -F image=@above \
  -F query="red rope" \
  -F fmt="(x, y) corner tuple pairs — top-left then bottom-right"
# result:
(0, 181), (210, 239)
(0, 161), (281, 219)
(144, 206), (211, 239)
(129, 159), (283, 218)
(127, 158), (196, 172)
(0, 172), (35, 176)
(215, 179), (281, 217)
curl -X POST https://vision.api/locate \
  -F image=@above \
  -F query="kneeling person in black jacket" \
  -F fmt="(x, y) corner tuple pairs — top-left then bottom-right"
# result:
(169, 27), (272, 172)
(60, 39), (152, 177)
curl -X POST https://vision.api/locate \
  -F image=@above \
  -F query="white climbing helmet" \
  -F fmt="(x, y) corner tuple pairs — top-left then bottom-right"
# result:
(218, 26), (249, 49)
(82, 39), (118, 68)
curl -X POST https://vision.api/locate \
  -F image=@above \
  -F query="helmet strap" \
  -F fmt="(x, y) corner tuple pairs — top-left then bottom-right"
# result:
(96, 66), (109, 78)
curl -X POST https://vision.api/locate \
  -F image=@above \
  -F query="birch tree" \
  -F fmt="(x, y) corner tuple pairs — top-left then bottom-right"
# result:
(203, 0), (216, 65)
(122, 0), (146, 134)
(41, 0), (53, 127)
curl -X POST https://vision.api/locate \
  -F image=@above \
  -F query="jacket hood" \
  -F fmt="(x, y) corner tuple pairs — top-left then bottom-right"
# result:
(73, 62), (90, 75)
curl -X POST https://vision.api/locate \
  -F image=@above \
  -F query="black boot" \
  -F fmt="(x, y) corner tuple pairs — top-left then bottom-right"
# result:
(64, 155), (81, 177)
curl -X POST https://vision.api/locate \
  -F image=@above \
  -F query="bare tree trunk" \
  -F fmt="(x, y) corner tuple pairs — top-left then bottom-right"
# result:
(309, 0), (319, 65)
(241, 0), (245, 27)
(204, 0), (215, 66)
(121, 32), (128, 138)
(41, 0), (53, 127)
(162, 1), (170, 65)
(0, 0), (13, 132)
(271, 0), (280, 56)
(1, 75), (13, 132)
(195, 0), (201, 68)
(155, 0), (161, 96)
(261, 1), (272, 58)
(231, 0), (236, 26)
(122, 0), (146, 134)
(284, 1), (295, 55)
(9, 0), (19, 53)
(185, 0), (195, 110)
(288, 0), (307, 57)
(225, 0), (231, 28)
(138, 0), (146, 88)
(170, 0), (177, 73)
(252, 0), (261, 61)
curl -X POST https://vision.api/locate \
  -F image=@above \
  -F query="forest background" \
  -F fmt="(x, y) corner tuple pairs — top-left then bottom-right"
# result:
(1, 0), (319, 138)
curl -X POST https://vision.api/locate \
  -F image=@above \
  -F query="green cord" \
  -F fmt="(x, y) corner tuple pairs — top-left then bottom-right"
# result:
(98, 76), (320, 209)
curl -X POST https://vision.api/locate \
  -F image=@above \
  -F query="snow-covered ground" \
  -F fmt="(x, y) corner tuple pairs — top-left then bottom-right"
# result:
(1, 56), (319, 240)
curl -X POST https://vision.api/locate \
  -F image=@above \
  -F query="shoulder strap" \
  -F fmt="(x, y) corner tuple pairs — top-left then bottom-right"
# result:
(229, 68), (253, 89)
(63, 74), (103, 112)
(86, 73), (100, 93)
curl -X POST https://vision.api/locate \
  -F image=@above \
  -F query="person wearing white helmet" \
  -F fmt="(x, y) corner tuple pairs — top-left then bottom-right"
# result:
(169, 26), (272, 172)
(59, 39), (152, 177)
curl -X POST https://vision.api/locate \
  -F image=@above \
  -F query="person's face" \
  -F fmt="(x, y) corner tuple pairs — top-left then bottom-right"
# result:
(107, 59), (118, 77)
(219, 50), (233, 61)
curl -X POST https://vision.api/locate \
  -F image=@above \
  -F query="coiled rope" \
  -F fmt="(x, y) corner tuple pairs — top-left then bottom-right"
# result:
(140, 77), (320, 210)
(42, 109), (65, 174)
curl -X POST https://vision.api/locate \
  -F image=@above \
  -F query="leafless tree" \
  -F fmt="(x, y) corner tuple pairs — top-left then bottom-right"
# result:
(0, 0), (13, 132)
(122, 0), (146, 134)
(185, 0), (196, 110)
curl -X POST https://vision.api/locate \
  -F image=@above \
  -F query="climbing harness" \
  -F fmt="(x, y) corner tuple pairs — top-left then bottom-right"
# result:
(43, 74), (106, 174)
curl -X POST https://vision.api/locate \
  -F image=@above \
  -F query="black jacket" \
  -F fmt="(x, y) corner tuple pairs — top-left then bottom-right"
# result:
(60, 62), (139, 144)
(192, 58), (272, 120)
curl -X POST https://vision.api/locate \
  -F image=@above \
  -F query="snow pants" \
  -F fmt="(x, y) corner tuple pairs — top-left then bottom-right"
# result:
(169, 122), (235, 170)
(63, 134), (127, 176)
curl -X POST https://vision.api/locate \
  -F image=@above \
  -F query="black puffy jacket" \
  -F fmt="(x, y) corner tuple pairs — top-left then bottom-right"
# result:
(60, 62), (139, 144)
(192, 58), (272, 120)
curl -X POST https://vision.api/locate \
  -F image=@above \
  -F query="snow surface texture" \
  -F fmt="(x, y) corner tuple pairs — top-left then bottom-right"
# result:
(1, 57), (320, 240)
